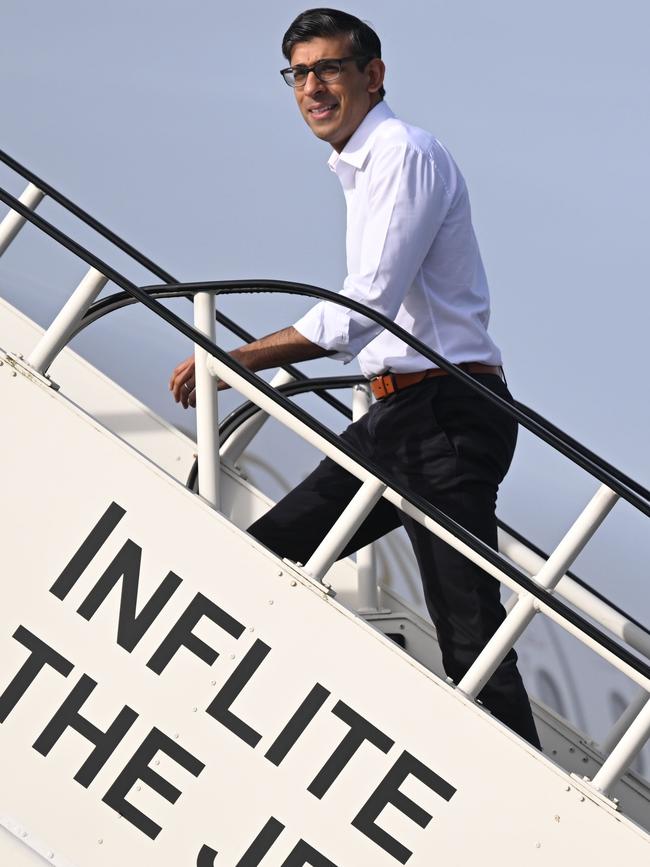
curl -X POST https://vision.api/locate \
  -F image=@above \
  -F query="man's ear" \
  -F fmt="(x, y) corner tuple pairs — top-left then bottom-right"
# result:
(366, 58), (386, 95)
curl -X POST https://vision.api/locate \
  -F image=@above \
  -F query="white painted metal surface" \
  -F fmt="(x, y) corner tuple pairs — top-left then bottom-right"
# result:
(1, 348), (649, 865)
(0, 182), (45, 256)
(499, 528), (650, 662)
(27, 267), (108, 374)
(193, 292), (220, 509)
(303, 478), (386, 583)
(220, 367), (295, 466)
(352, 383), (383, 614)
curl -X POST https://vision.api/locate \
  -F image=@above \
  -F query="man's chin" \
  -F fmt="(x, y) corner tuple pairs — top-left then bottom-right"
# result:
(304, 117), (337, 143)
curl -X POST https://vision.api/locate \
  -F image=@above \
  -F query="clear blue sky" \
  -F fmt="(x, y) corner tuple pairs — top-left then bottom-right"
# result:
(1, 0), (648, 618)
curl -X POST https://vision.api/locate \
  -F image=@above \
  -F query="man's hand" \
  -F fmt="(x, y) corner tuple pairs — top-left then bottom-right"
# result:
(169, 355), (197, 408)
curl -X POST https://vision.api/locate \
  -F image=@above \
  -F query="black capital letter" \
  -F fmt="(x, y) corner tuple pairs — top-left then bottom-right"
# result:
(147, 593), (244, 675)
(281, 840), (339, 866)
(206, 639), (271, 747)
(352, 750), (456, 864)
(308, 701), (393, 799)
(265, 684), (330, 767)
(103, 727), (205, 839)
(77, 540), (182, 652)
(50, 502), (126, 599)
(33, 674), (138, 787)
(0, 627), (73, 723)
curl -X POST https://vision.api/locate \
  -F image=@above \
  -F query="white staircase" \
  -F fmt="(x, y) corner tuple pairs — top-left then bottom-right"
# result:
(1, 296), (650, 866)
(1, 155), (650, 864)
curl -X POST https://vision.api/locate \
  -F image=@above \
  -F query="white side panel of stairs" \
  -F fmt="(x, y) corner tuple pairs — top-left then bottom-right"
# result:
(1, 338), (649, 865)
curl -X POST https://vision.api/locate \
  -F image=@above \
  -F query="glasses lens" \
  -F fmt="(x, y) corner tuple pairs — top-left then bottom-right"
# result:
(281, 69), (298, 87)
(314, 60), (343, 82)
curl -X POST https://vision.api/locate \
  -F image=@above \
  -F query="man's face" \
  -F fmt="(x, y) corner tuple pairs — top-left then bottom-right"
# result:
(289, 35), (385, 153)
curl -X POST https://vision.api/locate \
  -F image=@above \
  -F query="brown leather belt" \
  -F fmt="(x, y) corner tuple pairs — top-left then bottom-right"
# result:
(369, 363), (502, 400)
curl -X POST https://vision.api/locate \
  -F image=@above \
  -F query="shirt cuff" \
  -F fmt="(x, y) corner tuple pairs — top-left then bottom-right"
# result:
(293, 302), (357, 364)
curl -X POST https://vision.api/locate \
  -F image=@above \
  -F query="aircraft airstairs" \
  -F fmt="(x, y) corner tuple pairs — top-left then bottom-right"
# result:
(1, 153), (650, 866)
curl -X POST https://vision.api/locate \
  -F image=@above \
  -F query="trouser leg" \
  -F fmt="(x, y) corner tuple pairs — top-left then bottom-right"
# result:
(370, 375), (540, 747)
(247, 414), (400, 565)
(249, 375), (540, 748)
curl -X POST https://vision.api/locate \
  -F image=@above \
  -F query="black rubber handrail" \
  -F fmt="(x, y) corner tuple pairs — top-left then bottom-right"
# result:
(2, 183), (649, 689)
(498, 519), (650, 638)
(77, 282), (650, 514)
(1, 148), (648, 507)
(187, 375), (365, 490)
(0, 149), (351, 421)
(140, 280), (650, 519)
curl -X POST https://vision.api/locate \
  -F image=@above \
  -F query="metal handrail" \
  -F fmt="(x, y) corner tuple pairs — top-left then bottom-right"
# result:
(1, 183), (648, 686)
(0, 147), (647, 505)
(0, 149), (352, 422)
(187, 375), (365, 490)
(499, 519), (650, 638)
(146, 280), (650, 517)
(66, 281), (650, 515)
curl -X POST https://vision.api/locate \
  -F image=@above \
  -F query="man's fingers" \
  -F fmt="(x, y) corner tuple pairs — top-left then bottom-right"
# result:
(170, 356), (196, 406)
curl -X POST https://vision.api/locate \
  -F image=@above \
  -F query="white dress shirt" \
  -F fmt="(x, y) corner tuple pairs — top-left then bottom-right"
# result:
(293, 101), (503, 378)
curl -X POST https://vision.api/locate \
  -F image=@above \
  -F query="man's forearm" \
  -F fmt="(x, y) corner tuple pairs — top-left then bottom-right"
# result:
(231, 326), (333, 372)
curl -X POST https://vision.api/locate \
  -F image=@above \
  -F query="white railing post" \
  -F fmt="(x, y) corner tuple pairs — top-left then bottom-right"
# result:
(591, 696), (650, 795)
(303, 477), (386, 584)
(27, 267), (108, 373)
(498, 529), (650, 661)
(457, 485), (619, 700)
(0, 183), (45, 257)
(193, 292), (220, 509)
(352, 383), (383, 612)
(601, 688), (649, 755)
(220, 368), (295, 466)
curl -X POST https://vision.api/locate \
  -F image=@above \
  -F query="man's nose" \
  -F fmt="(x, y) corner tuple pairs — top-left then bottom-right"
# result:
(303, 70), (325, 97)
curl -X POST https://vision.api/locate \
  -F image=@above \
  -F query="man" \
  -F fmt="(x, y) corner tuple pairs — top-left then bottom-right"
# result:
(170, 8), (540, 748)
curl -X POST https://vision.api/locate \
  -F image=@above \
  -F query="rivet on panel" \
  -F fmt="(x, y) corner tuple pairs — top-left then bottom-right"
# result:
(98, 839), (104, 845)
(230, 654), (236, 660)
(269, 600), (274, 605)
(535, 842), (541, 849)
(277, 571), (283, 577)
(290, 580), (297, 587)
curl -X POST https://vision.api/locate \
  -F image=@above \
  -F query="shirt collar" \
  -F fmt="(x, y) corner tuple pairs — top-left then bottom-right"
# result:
(328, 101), (395, 174)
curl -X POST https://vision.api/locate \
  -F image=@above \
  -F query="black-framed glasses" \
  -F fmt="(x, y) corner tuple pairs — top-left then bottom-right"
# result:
(280, 56), (369, 88)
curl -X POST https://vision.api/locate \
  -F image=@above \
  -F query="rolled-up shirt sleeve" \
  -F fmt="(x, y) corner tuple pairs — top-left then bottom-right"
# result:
(293, 142), (451, 363)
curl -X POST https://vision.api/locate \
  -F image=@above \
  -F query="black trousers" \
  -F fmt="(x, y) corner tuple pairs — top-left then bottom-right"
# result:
(249, 374), (541, 748)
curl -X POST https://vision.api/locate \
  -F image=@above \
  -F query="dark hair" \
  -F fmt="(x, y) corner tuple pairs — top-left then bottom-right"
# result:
(282, 8), (385, 99)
